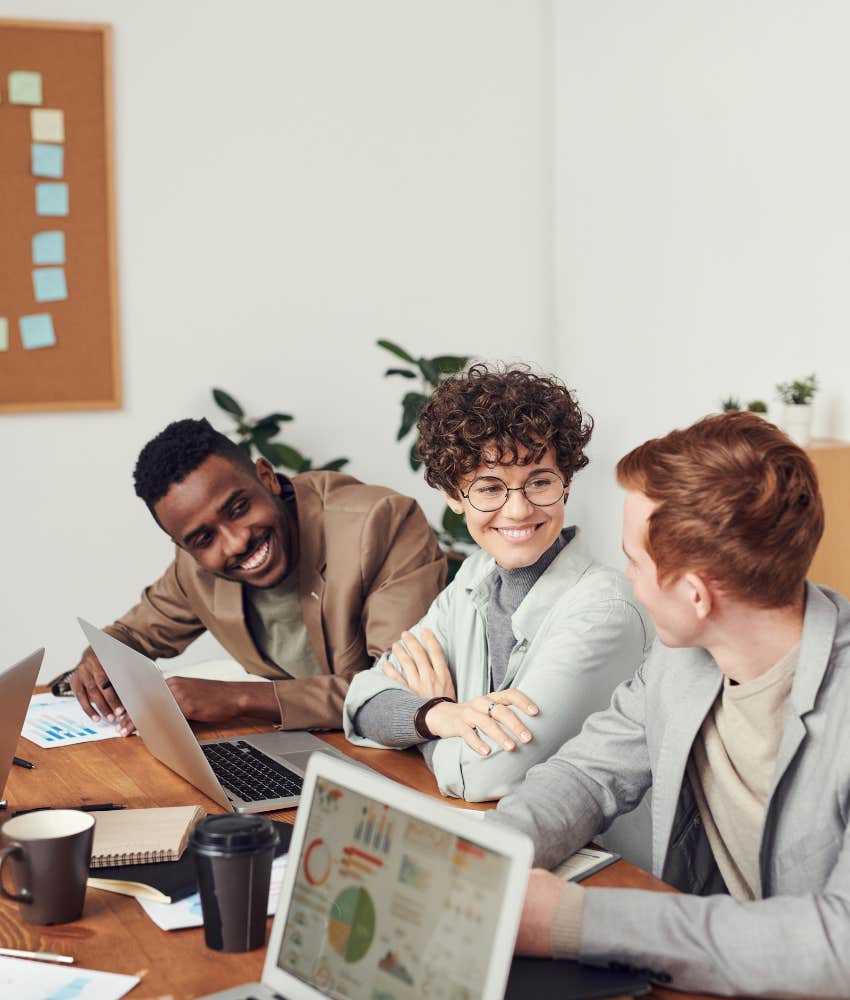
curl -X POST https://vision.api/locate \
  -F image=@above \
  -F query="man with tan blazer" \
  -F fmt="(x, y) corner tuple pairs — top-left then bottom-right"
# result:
(61, 418), (446, 732)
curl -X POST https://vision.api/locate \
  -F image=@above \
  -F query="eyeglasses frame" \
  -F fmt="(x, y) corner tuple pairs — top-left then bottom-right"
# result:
(459, 469), (569, 512)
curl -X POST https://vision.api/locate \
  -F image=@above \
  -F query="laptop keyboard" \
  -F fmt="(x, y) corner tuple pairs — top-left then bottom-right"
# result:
(201, 740), (303, 803)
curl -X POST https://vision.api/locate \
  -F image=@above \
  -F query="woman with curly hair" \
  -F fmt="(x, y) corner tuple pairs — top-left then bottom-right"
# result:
(343, 364), (653, 802)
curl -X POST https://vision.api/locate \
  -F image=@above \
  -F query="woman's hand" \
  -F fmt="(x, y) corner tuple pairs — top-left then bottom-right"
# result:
(424, 689), (539, 756)
(382, 628), (457, 701)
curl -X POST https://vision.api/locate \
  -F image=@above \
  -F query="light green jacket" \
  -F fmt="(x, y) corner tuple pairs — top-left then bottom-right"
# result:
(343, 529), (653, 801)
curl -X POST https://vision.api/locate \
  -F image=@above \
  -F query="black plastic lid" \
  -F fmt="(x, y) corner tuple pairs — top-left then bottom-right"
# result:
(189, 814), (278, 856)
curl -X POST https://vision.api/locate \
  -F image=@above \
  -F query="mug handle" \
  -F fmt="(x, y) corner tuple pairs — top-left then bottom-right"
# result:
(0, 843), (32, 904)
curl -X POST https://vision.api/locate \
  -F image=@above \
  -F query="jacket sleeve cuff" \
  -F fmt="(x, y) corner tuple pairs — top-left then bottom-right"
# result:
(550, 881), (586, 959)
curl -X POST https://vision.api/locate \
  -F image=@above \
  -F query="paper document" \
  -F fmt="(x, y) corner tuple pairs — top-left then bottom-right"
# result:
(0, 956), (138, 1000)
(22, 694), (127, 748)
(138, 855), (287, 931)
(553, 846), (618, 882)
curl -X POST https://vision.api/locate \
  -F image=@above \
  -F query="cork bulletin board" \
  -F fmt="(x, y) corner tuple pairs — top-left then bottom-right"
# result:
(0, 19), (120, 413)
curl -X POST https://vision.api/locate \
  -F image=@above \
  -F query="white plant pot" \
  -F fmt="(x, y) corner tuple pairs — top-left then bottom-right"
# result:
(783, 403), (813, 446)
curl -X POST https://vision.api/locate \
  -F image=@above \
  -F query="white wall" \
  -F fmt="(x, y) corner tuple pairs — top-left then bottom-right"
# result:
(555, 1), (850, 569)
(0, 1), (554, 680)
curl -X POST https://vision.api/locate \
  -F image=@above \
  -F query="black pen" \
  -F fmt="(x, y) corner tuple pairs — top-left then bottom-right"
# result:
(12, 803), (127, 817)
(13, 756), (35, 769)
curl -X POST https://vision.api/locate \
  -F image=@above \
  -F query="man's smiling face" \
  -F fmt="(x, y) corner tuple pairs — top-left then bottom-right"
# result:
(153, 454), (292, 588)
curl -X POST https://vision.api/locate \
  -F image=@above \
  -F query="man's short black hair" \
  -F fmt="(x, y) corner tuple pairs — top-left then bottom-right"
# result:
(133, 417), (253, 510)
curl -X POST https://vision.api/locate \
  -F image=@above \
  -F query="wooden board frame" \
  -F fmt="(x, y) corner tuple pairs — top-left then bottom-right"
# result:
(0, 19), (121, 412)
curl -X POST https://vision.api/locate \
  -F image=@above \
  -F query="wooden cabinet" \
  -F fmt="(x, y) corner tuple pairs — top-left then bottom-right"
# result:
(806, 440), (850, 600)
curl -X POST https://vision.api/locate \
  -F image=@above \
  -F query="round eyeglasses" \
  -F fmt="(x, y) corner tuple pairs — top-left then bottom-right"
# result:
(460, 470), (568, 512)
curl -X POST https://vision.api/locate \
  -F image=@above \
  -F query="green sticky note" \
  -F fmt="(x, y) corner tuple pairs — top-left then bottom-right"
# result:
(0, 319), (8, 352)
(9, 71), (43, 106)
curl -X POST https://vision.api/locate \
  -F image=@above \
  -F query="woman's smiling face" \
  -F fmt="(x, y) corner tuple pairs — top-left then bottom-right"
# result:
(446, 445), (568, 569)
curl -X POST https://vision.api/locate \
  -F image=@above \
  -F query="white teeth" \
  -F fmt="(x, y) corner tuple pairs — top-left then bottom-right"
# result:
(497, 526), (537, 540)
(240, 539), (270, 570)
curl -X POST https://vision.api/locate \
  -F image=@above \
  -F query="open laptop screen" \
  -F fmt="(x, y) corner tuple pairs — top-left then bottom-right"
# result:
(277, 777), (511, 999)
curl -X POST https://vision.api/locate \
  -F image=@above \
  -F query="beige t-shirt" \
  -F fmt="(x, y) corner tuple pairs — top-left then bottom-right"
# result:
(688, 643), (800, 900)
(243, 568), (322, 680)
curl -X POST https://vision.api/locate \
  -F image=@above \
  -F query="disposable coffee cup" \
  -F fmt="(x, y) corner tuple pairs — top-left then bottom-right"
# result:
(0, 809), (94, 924)
(190, 814), (278, 952)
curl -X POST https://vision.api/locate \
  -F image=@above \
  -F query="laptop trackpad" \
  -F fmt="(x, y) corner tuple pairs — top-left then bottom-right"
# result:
(281, 750), (326, 775)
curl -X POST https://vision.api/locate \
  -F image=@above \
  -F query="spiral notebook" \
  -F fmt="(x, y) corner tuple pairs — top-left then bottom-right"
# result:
(90, 805), (205, 869)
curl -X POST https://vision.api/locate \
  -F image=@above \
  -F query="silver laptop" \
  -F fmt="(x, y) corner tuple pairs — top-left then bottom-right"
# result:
(79, 620), (362, 813)
(200, 752), (534, 1000)
(0, 649), (44, 796)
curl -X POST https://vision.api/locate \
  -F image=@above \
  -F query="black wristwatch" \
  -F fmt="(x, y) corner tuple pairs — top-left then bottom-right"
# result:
(414, 696), (455, 739)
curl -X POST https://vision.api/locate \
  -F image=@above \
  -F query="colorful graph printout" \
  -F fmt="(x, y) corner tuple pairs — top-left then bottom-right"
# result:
(0, 955), (137, 1000)
(22, 693), (126, 748)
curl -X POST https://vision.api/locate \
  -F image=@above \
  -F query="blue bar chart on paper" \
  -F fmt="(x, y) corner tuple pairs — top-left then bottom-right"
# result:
(22, 694), (125, 749)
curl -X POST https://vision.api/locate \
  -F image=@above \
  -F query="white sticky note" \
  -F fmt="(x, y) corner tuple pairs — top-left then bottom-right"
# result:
(0, 319), (8, 352)
(9, 71), (43, 105)
(31, 108), (64, 143)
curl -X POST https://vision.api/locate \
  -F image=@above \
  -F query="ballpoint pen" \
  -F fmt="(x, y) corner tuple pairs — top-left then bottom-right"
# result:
(12, 803), (127, 817)
(12, 756), (35, 769)
(0, 947), (74, 964)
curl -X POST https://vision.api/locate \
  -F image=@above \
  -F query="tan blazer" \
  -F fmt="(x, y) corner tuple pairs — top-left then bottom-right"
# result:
(103, 472), (446, 730)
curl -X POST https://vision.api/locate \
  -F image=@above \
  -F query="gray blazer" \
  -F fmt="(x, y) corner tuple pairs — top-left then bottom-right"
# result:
(489, 583), (850, 996)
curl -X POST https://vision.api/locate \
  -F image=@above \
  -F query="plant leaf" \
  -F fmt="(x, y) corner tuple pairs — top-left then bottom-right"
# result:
(376, 339), (417, 364)
(384, 367), (417, 379)
(398, 392), (428, 441)
(298, 458), (313, 472)
(441, 506), (475, 546)
(431, 355), (469, 374)
(417, 358), (440, 386)
(237, 440), (254, 459)
(212, 388), (244, 417)
(319, 457), (350, 471)
(256, 439), (305, 470)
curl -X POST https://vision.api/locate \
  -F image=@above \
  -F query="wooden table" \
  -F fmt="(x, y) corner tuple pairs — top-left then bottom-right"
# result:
(1, 720), (718, 1000)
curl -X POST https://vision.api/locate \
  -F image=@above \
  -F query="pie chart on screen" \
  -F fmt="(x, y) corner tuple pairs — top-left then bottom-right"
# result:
(328, 886), (376, 963)
(304, 838), (331, 886)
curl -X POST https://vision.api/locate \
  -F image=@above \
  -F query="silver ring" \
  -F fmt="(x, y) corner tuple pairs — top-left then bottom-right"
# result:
(487, 701), (497, 717)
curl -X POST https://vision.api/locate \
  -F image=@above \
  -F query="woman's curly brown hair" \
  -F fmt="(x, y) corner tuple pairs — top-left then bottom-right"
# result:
(417, 364), (593, 497)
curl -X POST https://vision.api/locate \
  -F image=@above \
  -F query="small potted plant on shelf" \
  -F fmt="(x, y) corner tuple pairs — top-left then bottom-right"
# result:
(721, 396), (741, 412)
(775, 374), (818, 446)
(747, 400), (768, 418)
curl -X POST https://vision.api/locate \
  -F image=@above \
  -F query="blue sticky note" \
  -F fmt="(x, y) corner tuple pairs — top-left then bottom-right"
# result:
(31, 143), (63, 179)
(19, 314), (56, 350)
(32, 231), (65, 265)
(33, 267), (68, 303)
(36, 182), (69, 217)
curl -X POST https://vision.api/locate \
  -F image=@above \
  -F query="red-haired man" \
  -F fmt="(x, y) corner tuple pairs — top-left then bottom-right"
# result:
(489, 412), (850, 996)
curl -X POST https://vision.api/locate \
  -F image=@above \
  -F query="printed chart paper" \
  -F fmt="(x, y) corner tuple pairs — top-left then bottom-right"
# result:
(0, 956), (138, 1000)
(22, 694), (126, 748)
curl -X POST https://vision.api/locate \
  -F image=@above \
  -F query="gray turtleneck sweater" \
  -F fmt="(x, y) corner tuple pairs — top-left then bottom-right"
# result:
(353, 532), (569, 751)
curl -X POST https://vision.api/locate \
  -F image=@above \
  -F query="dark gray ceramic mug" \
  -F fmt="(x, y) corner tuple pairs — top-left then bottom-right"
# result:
(0, 809), (95, 924)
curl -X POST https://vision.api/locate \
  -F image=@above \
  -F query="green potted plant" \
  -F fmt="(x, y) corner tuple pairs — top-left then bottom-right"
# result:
(377, 340), (473, 579)
(746, 400), (768, 416)
(212, 388), (349, 473)
(775, 374), (818, 446)
(721, 396), (741, 412)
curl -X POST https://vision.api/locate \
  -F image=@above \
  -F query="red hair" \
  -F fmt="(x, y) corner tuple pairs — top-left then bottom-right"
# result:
(616, 412), (823, 608)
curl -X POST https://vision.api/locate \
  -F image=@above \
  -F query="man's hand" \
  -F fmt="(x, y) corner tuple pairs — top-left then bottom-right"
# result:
(70, 647), (131, 730)
(424, 689), (538, 756)
(514, 868), (566, 956)
(165, 677), (281, 724)
(382, 628), (457, 700)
